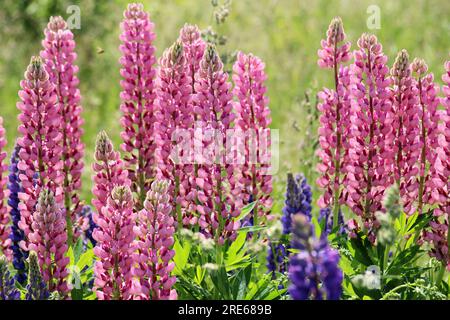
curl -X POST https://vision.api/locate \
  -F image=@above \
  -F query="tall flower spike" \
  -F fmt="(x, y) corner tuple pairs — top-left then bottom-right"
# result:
(155, 40), (194, 227)
(233, 52), (273, 226)
(179, 24), (206, 93)
(288, 214), (343, 300)
(0, 118), (10, 260)
(0, 255), (20, 300)
(93, 185), (135, 300)
(194, 45), (243, 243)
(345, 34), (394, 227)
(178, 24), (206, 226)
(25, 251), (49, 300)
(391, 50), (421, 214)
(40, 16), (85, 246)
(133, 180), (177, 300)
(410, 58), (441, 213)
(16, 56), (64, 250)
(119, 3), (158, 209)
(281, 173), (312, 235)
(8, 143), (28, 284)
(316, 17), (351, 229)
(92, 131), (131, 217)
(28, 189), (69, 295)
(423, 60), (450, 270)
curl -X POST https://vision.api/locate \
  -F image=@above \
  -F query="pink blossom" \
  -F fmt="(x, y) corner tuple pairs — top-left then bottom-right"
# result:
(93, 185), (136, 300)
(119, 3), (158, 209)
(91, 131), (131, 216)
(232, 52), (273, 225)
(0, 117), (11, 259)
(193, 45), (243, 243)
(28, 189), (69, 295)
(155, 41), (194, 227)
(345, 34), (394, 225)
(410, 58), (441, 213)
(40, 16), (85, 244)
(316, 17), (351, 221)
(16, 56), (64, 250)
(317, 17), (351, 69)
(390, 50), (421, 214)
(424, 60), (450, 270)
(132, 180), (177, 300)
(178, 24), (206, 226)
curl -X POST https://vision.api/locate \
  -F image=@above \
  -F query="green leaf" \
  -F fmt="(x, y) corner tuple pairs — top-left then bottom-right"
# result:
(234, 201), (257, 222)
(173, 238), (191, 275)
(237, 226), (267, 234)
(73, 237), (84, 263)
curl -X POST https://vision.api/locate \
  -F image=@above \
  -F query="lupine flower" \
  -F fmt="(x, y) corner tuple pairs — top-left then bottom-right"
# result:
(345, 34), (394, 224)
(92, 131), (131, 217)
(178, 24), (206, 226)
(266, 242), (287, 277)
(25, 251), (50, 300)
(28, 189), (69, 294)
(16, 56), (64, 249)
(193, 45), (243, 243)
(119, 3), (158, 208)
(316, 17), (351, 229)
(0, 255), (20, 300)
(318, 207), (345, 236)
(390, 50), (421, 215)
(281, 173), (312, 235)
(40, 16), (85, 245)
(410, 58), (441, 213)
(0, 117), (10, 259)
(8, 143), (28, 284)
(155, 40), (194, 228)
(288, 214), (343, 300)
(93, 185), (136, 300)
(233, 52), (273, 226)
(133, 180), (177, 300)
(179, 24), (206, 93)
(424, 60), (450, 270)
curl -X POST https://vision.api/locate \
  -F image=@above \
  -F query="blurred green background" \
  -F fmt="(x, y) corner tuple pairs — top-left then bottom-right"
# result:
(0, 0), (448, 213)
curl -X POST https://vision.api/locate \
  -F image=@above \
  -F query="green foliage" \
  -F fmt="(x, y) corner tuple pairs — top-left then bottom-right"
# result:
(173, 230), (285, 300)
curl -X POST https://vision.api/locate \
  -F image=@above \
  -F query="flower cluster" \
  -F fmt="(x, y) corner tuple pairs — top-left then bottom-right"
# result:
(25, 251), (50, 300)
(194, 45), (244, 243)
(40, 16), (85, 244)
(0, 118), (10, 259)
(423, 60), (450, 269)
(281, 173), (312, 235)
(0, 255), (20, 300)
(345, 34), (394, 222)
(155, 40), (193, 227)
(390, 50), (421, 214)
(133, 180), (177, 300)
(316, 17), (351, 219)
(93, 186), (135, 300)
(16, 56), (64, 249)
(28, 189), (69, 294)
(177, 24), (206, 226)
(119, 3), (158, 208)
(411, 58), (441, 213)
(7, 144), (28, 284)
(288, 214), (343, 300)
(92, 131), (131, 216)
(233, 52), (273, 225)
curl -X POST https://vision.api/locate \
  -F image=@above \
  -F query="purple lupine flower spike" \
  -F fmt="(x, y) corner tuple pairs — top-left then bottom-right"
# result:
(8, 143), (28, 284)
(288, 214), (343, 300)
(0, 255), (20, 300)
